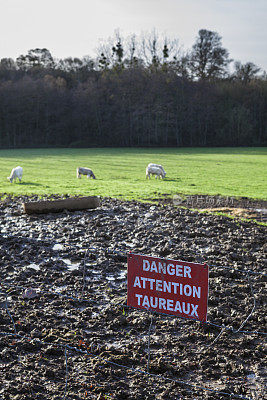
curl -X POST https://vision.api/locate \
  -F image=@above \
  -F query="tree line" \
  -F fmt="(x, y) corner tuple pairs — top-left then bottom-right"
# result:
(0, 29), (266, 148)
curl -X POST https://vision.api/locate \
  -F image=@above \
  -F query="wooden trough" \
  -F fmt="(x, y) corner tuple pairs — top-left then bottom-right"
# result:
(23, 196), (100, 215)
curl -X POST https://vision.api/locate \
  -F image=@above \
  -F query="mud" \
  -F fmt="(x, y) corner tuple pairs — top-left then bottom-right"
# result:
(0, 195), (266, 399)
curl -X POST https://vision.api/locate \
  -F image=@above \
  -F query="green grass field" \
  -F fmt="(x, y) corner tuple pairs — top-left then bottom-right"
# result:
(0, 148), (266, 201)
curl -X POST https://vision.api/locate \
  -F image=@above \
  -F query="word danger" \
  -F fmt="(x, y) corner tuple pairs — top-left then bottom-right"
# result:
(127, 254), (209, 321)
(143, 259), (192, 278)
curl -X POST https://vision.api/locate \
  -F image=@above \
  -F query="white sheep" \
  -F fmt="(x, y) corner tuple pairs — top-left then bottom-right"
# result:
(147, 163), (166, 176)
(77, 167), (96, 179)
(7, 166), (23, 183)
(146, 164), (166, 179)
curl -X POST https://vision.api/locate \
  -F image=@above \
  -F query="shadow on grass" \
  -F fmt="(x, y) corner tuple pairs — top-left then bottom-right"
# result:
(144, 177), (180, 182)
(163, 178), (181, 182)
(19, 182), (44, 187)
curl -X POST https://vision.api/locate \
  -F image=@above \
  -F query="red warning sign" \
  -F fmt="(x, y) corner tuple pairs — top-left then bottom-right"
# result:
(127, 253), (209, 322)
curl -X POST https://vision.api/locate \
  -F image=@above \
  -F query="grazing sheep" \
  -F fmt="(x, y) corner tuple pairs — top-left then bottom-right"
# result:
(146, 165), (166, 179)
(147, 163), (166, 176)
(7, 166), (23, 183)
(77, 167), (96, 179)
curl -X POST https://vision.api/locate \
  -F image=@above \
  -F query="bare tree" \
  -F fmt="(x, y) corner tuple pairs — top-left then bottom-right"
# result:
(189, 29), (231, 80)
(233, 61), (261, 84)
(16, 48), (54, 70)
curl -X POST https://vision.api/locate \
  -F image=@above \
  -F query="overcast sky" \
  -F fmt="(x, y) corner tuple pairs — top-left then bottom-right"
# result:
(1, 0), (266, 70)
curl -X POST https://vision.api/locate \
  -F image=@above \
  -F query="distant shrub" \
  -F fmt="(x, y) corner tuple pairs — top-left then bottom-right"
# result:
(68, 140), (94, 148)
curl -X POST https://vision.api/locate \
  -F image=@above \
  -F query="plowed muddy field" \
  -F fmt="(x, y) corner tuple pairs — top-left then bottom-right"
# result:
(0, 195), (266, 400)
